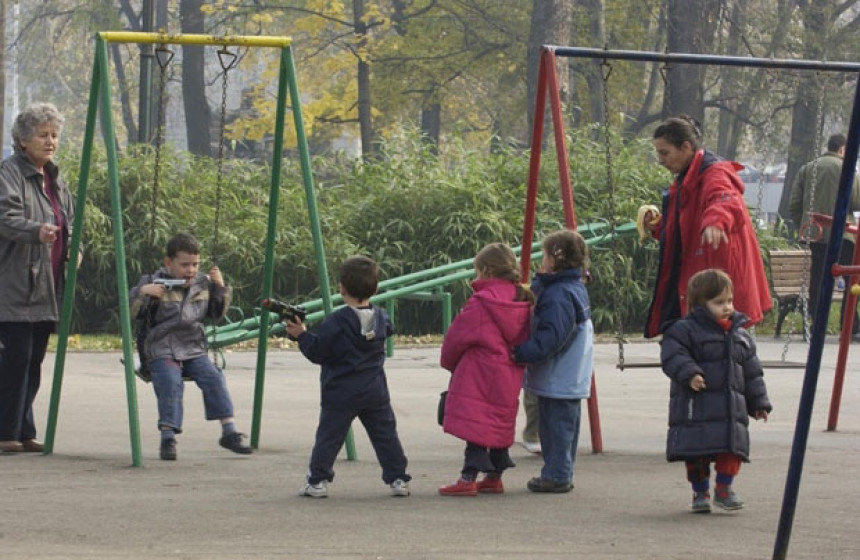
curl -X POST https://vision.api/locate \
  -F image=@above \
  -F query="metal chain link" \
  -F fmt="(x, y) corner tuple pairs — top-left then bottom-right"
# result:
(209, 47), (238, 370)
(213, 47), (238, 266)
(796, 73), (827, 348)
(600, 60), (625, 369)
(150, 45), (174, 247)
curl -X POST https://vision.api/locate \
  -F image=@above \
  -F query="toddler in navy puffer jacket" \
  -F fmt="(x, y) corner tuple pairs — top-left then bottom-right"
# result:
(661, 269), (772, 513)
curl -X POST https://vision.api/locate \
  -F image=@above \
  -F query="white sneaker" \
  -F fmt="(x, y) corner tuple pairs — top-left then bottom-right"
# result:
(522, 441), (542, 454)
(299, 480), (328, 498)
(390, 478), (410, 497)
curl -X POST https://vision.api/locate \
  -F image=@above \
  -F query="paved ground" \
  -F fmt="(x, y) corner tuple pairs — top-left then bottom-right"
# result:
(2, 337), (858, 559)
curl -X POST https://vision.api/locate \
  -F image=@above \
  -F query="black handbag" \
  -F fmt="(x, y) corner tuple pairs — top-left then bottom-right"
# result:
(437, 390), (448, 426)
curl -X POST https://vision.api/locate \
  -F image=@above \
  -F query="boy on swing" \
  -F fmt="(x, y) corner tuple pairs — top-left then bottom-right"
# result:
(129, 232), (252, 460)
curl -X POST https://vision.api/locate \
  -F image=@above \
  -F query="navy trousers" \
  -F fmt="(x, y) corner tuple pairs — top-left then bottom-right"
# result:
(308, 401), (410, 485)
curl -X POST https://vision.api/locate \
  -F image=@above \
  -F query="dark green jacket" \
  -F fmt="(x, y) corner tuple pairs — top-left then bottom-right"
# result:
(789, 151), (860, 242)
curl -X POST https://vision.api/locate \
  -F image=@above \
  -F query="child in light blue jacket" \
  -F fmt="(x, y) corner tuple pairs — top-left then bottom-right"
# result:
(514, 229), (594, 493)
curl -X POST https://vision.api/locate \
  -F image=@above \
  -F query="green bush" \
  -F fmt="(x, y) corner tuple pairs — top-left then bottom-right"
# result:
(58, 126), (782, 337)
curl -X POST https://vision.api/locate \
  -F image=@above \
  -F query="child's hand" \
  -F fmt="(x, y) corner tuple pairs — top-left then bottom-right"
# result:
(140, 283), (166, 299)
(689, 374), (706, 392)
(754, 410), (769, 422)
(208, 266), (224, 287)
(284, 316), (306, 339)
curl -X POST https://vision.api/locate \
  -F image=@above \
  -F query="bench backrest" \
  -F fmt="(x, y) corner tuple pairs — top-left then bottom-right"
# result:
(768, 249), (810, 298)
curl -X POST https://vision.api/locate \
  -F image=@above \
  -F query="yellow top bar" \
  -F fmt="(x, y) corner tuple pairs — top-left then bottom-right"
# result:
(99, 32), (291, 48)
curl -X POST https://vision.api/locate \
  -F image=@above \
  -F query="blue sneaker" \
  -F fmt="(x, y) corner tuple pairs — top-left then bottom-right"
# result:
(691, 491), (711, 513)
(714, 487), (744, 510)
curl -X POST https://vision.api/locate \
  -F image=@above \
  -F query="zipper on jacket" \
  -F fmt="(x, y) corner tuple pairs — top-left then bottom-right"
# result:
(687, 396), (694, 421)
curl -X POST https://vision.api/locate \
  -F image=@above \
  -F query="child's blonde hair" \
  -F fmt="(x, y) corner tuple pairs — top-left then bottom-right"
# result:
(687, 269), (733, 309)
(542, 229), (589, 272)
(475, 242), (535, 304)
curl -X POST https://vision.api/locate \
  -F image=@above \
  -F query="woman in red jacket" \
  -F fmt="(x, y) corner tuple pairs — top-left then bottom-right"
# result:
(438, 243), (533, 496)
(642, 115), (772, 338)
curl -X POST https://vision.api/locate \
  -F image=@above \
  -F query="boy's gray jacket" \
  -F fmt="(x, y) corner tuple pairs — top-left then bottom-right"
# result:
(129, 268), (231, 362)
(0, 153), (74, 322)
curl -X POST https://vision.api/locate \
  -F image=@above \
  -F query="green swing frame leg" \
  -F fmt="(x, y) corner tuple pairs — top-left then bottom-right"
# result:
(44, 34), (358, 465)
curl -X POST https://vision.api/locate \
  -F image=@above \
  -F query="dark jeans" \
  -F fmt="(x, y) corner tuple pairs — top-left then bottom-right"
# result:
(809, 240), (860, 333)
(308, 402), (410, 485)
(0, 322), (53, 441)
(537, 396), (582, 484)
(149, 355), (234, 432)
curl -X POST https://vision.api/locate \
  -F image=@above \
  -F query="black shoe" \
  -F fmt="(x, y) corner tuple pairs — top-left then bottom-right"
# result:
(219, 432), (253, 455)
(527, 476), (572, 493)
(160, 438), (177, 461)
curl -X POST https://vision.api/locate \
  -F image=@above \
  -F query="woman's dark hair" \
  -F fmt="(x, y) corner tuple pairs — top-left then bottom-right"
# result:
(542, 229), (589, 272)
(653, 114), (703, 151)
(687, 269), (733, 310)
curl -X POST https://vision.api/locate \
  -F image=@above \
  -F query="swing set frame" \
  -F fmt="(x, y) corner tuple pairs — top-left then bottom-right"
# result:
(41, 32), (339, 468)
(525, 44), (860, 560)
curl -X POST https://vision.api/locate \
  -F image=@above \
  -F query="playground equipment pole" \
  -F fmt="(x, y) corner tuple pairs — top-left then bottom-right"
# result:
(826, 233), (860, 431)
(773, 72), (860, 560)
(44, 45), (103, 456)
(250, 46), (290, 448)
(521, 48), (603, 454)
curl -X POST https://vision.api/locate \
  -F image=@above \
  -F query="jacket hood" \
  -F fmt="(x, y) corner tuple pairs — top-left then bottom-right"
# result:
(336, 305), (390, 349)
(683, 150), (746, 195)
(471, 278), (532, 346)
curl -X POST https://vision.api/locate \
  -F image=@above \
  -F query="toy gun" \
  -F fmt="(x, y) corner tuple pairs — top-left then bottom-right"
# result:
(262, 298), (307, 323)
(154, 278), (188, 290)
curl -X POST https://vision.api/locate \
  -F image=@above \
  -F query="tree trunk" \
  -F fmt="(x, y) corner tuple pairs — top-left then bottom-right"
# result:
(577, 0), (605, 129)
(111, 43), (138, 145)
(778, 0), (830, 225)
(354, 0), (374, 160)
(137, 0), (154, 143)
(420, 102), (440, 154)
(180, 0), (212, 157)
(664, 0), (720, 121)
(526, 0), (573, 145)
(0, 0), (6, 156)
(716, 0), (747, 160)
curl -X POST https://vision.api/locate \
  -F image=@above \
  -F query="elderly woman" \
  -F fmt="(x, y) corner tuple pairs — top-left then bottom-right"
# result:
(0, 102), (74, 453)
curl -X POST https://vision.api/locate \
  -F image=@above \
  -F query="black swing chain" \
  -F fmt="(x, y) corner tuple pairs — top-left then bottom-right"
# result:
(213, 47), (238, 267)
(150, 45), (174, 247)
(209, 47), (238, 370)
(600, 59), (625, 369)
(794, 72), (828, 353)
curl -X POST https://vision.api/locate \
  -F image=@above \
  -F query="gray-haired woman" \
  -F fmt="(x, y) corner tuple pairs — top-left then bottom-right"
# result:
(0, 102), (75, 453)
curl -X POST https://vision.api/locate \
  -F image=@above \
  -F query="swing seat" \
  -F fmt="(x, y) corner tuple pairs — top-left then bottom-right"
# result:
(617, 359), (806, 370)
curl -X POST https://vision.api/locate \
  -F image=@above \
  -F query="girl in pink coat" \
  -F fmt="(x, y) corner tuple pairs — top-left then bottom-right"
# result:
(438, 243), (533, 496)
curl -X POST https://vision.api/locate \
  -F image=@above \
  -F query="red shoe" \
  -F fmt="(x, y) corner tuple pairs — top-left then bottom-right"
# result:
(476, 475), (504, 494)
(438, 478), (478, 497)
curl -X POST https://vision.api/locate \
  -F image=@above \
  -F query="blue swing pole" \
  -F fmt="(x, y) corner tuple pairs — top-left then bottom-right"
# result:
(772, 72), (860, 560)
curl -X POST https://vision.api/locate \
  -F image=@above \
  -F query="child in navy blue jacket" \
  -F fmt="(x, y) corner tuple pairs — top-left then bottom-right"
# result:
(661, 269), (771, 513)
(285, 256), (411, 498)
(514, 229), (594, 494)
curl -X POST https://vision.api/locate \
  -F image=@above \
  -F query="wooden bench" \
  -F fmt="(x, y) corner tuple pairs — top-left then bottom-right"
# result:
(768, 248), (842, 337)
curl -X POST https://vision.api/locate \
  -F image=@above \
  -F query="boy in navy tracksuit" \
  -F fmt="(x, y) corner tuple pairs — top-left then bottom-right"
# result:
(285, 256), (411, 498)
